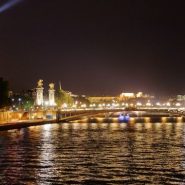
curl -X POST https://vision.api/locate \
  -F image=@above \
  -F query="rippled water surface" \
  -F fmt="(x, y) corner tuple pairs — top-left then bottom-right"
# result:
(1, 121), (185, 184)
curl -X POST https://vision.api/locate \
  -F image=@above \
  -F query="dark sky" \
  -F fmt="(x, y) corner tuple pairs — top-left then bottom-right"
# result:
(0, 0), (185, 96)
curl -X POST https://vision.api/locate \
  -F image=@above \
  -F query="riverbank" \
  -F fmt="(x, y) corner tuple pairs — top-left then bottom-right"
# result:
(0, 114), (86, 131)
(0, 119), (57, 131)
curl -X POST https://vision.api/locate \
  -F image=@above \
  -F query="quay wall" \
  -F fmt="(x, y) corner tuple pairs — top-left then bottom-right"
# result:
(0, 110), (57, 123)
(0, 111), (23, 123)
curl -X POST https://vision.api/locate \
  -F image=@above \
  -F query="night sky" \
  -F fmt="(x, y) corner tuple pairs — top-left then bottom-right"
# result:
(1, 0), (185, 96)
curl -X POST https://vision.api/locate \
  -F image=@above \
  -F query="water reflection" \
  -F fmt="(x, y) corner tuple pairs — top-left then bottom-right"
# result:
(0, 121), (185, 184)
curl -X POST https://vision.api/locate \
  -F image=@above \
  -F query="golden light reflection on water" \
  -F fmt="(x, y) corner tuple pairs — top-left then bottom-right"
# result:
(129, 117), (135, 124)
(119, 122), (127, 129)
(154, 122), (162, 128)
(81, 122), (88, 130)
(29, 125), (41, 132)
(109, 122), (119, 130)
(71, 122), (81, 130)
(96, 117), (104, 122)
(135, 123), (143, 131)
(177, 117), (183, 123)
(112, 118), (118, 123)
(62, 123), (70, 129)
(100, 123), (108, 129)
(90, 122), (98, 129)
(145, 122), (152, 129)
(144, 117), (150, 123)
(161, 117), (167, 123)
(1, 115), (185, 184)
(37, 123), (56, 183)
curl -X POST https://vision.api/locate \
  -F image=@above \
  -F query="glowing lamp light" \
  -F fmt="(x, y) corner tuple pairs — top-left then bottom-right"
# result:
(136, 102), (142, 106)
(45, 101), (49, 106)
(176, 103), (181, 107)
(166, 102), (171, 106)
(81, 104), (87, 108)
(115, 103), (120, 107)
(146, 102), (151, 106)
(62, 103), (68, 108)
(130, 103), (134, 107)
(72, 104), (77, 108)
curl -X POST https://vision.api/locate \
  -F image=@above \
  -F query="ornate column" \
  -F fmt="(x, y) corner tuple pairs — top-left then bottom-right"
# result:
(48, 83), (55, 106)
(36, 79), (44, 106)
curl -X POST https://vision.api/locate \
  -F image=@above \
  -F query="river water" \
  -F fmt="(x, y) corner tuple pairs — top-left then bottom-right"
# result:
(0, 121), (185, 184)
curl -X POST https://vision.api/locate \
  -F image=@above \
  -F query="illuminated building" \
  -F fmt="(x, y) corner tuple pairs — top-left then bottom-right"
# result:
(177, 95), (185, 101)
(88, 96), (116, 104)
(119, 92), (136, 101)
(136, 92), (143, 98)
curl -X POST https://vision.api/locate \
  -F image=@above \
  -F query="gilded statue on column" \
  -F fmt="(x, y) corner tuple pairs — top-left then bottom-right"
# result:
(49, 83), (55, 90)
(37, 79), (43, 88)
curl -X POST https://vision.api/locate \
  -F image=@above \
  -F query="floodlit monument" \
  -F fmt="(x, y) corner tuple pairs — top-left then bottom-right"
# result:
(36, 79), (44, 106)
(48, 83), (56, 106)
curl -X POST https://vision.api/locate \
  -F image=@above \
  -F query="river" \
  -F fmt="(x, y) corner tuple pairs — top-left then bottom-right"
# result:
(0, 120), (185, 184)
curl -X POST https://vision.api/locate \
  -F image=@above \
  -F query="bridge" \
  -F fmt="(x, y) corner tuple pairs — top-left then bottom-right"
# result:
(57, 109), (124, 122)
(0, 107), (184, 131)
(56, 107), (184, 122)
(27, 107), (185, 122)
